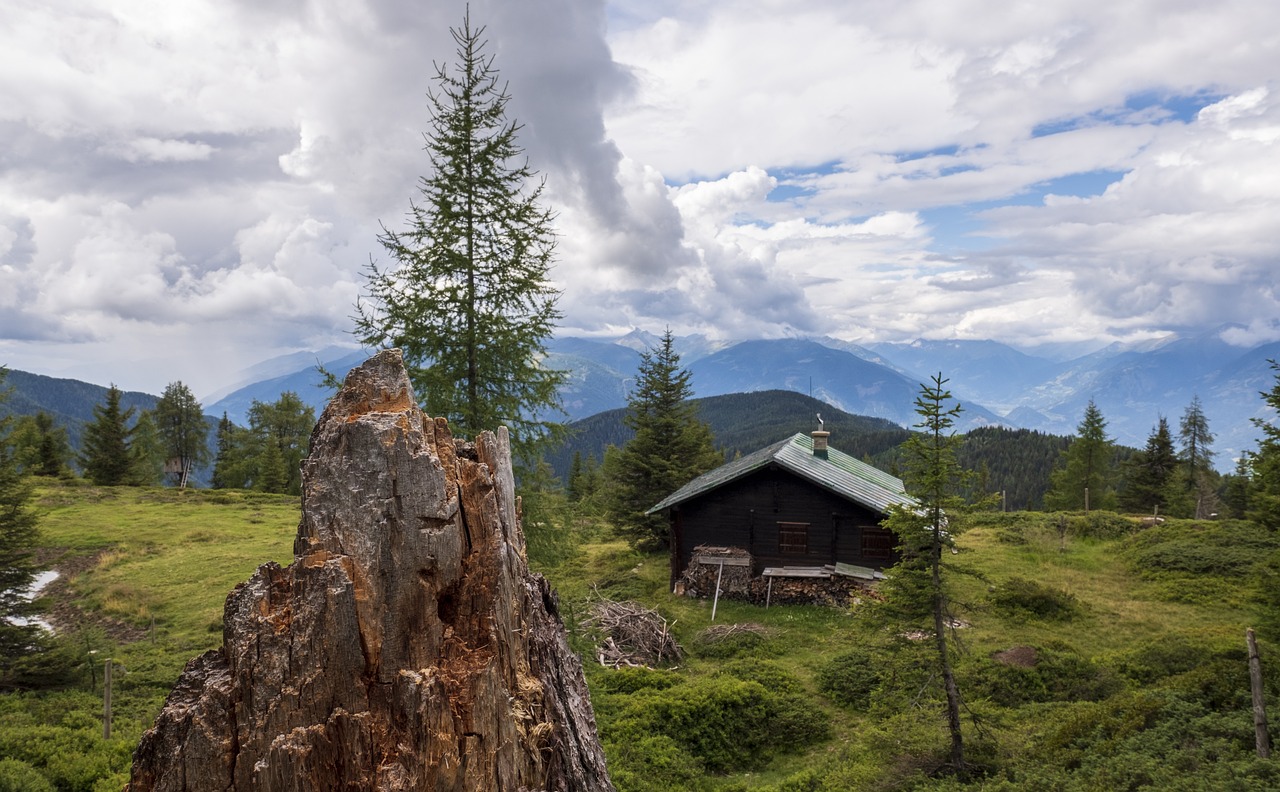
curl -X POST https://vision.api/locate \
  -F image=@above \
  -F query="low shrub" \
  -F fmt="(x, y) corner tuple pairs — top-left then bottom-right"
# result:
(989, 576), (1079, 621)
(1121, 519), (1280, 579)
(1067, 511), (1135, 540)
(717, 660), (830, 748)
(0, 759), (54, 792)
(1011, 692), (1278, 790)
(602, 733), (709, 792)
(597, 667), (678, 695)
(963, 646), (1119, 707)
(608, 677), (771, 772)
(689, 624), (777, 660)
(604, 668), (829, 777)
(816, 646), (881, 709)
(1106, 636), (1223, 685)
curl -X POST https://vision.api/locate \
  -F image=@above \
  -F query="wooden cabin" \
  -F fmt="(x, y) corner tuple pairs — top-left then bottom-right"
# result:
(648, 430), (916, 588)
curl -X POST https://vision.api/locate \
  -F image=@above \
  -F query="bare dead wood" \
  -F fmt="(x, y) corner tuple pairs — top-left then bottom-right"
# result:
(1248, 628), (1272, 760)
(130, 350), (614, 792)
(583, 597), (682, 669)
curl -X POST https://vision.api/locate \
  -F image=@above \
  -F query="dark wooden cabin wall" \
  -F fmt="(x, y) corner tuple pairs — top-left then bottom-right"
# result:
(672, 465), (896, 576)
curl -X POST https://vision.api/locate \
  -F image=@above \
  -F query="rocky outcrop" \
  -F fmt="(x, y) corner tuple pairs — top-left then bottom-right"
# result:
(130, 349), (613, 792)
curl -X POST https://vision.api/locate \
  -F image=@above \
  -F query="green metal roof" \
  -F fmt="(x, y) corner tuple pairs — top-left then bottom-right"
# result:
(646, 432), (916, 515)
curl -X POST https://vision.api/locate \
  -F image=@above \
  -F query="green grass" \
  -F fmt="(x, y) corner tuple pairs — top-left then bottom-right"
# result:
(4, 488), (1278, 791)
(35, 482), (297, 645)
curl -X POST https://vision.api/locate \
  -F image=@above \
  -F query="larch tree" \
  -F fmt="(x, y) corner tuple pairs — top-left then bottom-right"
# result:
(354, 10), (564, 464)
(247, 392), (315, 495)
(878, 373), (970, 775)
(154, 381), (209, 486)
(1178, 395), (1216, 518)
(607, 329), (721, 550)
(1045, 399), (1116, 512)
(127, 410), (167, 486)
(79, 385), (134, 486)
(11, 412), (70, 478)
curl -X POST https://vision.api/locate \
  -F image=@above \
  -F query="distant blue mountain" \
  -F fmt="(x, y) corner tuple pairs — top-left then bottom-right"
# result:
(10, 325), (1277, 476)
(688, 338), (1008, 431)
(866, 339), (1065, 409)
(205, 349), (367, 426)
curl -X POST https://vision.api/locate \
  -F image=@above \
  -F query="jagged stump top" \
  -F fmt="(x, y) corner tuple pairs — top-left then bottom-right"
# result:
(130, 348), (613, 792)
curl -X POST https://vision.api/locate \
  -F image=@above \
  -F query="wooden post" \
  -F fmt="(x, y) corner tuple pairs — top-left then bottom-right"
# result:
(765, 576), (773, 609)
(710, 561), (725, 622)
(1247, 628), (1272, 759)
(1084, 486), (1090, 513)
(103, 658), (113, 740)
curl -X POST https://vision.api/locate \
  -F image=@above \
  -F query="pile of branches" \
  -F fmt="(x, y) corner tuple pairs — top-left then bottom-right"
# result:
(696, 622), (770, 644)
(583, 598), (682, 669)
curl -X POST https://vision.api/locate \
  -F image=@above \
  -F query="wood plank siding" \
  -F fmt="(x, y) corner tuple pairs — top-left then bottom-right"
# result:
(670, 463), (900, 578)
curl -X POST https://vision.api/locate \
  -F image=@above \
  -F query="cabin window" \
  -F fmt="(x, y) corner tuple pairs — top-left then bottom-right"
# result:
(778, 522), (809, 555)
(861, 527), (894, 560)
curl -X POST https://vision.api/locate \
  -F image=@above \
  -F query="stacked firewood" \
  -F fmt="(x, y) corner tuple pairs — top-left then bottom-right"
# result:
(676, 545), (753, 597)
(744, 576), (880, 608)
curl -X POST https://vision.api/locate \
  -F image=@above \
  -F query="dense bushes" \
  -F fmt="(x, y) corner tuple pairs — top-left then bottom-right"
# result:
(970, 511), (1137, 543)
(816, 646), (881, 709)
(0, 759), (54, 792)
(597, 661), (830, 788)
(1121, 519), (1280, 577)
(963, 645), (1119, 707)
(989, 576), (1080, 621)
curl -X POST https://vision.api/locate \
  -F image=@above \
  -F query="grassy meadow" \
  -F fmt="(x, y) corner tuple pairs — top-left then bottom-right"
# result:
(2, 483), (1279, 790)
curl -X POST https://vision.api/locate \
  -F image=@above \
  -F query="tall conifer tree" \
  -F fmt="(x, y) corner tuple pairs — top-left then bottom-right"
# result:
(247, 392), (314, 496)
(608, 330), (721, 550)
(1045, 399), (1116, 511)
(878, 374), (970, 775)
(127, 410), (166, 486)
(1120, 416), (1178, 514)
(11, 412), (70, 477)
(1178, 395), (1216, 518)
(79, 385), (134, 486)
(355, 10), (564, 463)
(154, 381), (208, 486)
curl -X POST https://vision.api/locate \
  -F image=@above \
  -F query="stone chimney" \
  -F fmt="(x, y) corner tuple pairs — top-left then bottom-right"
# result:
(811, 430), (830, 460)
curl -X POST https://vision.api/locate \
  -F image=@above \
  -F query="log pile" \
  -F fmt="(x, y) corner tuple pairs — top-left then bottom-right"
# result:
(675, 544), (882, 608)
(744, 575), (878, 608)
(675, 545), (753, 598)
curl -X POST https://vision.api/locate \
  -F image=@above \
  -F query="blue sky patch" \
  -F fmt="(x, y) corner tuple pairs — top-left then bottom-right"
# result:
(1035, 169), (1126, 199)
(1032, 90), (1227, 137)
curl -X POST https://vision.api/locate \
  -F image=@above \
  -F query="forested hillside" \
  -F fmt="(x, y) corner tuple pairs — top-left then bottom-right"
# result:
(0, 370), (157, 450)
(544, 390), (1101, 510)
(542, 389), (910, 482)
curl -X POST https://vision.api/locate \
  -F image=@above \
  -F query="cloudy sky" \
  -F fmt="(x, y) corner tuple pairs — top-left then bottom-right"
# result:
(2, 0), (1278, 397)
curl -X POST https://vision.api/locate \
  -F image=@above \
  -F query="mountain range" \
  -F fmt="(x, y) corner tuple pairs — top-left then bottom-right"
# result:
(5, 326), (1276, 471)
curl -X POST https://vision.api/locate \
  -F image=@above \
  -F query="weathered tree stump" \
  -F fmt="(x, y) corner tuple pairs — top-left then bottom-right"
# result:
(130, 349), (613, 792)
